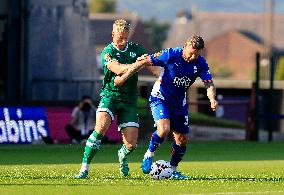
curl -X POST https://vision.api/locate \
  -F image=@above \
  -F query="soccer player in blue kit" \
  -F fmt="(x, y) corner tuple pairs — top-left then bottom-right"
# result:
(114, 35), (218, 180)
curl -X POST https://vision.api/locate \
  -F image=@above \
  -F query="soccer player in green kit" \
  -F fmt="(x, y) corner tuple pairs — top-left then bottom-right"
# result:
(75, 19), (148, 178)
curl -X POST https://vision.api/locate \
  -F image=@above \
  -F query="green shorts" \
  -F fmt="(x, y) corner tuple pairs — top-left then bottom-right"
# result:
(97, 97), (139, 131)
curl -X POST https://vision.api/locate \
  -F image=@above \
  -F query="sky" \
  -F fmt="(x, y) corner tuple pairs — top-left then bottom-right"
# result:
(117, 0), (284, 23)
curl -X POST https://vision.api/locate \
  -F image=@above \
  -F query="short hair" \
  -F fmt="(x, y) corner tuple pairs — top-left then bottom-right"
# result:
(187, 35), (204, 50)
(113, 19), (130, 33)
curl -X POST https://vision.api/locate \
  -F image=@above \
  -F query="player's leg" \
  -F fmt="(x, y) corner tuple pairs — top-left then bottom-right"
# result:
(75, 98), (115, 179)
(170, 131), (189, 180)
(169, 107), (190, 180)
(118, 127), (138, 176)
(141, 101), (171, 174)
(117, 101), (139, 176)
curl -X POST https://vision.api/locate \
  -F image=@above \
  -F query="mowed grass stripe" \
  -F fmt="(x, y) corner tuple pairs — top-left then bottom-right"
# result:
(0, 141), (283, 194)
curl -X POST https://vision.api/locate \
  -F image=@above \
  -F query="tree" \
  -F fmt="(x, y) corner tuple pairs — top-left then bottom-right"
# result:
(143, 18), (169, 52)
(89, 0), (116, 13)
(275, 56), (284, 80)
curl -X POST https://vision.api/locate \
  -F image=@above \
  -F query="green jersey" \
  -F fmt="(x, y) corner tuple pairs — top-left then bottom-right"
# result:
(100, 42), (147, 102)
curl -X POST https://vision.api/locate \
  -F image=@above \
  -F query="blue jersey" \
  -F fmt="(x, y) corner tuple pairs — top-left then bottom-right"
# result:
(149, 47), (213, 133)
(149, 47), (212, 105)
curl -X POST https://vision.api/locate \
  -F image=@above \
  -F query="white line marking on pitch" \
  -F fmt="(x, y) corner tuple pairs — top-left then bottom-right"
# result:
(181, 191), (284, 195)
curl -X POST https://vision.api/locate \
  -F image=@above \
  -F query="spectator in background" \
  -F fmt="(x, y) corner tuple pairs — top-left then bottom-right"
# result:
(65, 95), (96, 143)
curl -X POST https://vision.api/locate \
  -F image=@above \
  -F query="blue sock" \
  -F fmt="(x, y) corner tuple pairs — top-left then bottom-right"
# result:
(170, 142), (187, 167)
(148, 131), (164, 152)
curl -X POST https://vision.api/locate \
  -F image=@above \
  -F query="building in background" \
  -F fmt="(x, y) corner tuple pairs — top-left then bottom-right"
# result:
(27, 0), (99, 101)
(1, 0), (100, 102)
(164, 11), (284, 79)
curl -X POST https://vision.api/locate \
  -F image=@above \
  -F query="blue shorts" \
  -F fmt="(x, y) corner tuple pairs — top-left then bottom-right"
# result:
(150, 98), (189, 134)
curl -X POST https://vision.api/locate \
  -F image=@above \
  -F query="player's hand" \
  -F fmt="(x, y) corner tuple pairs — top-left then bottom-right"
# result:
(114, 76), (122, 87)
(136, 54), (149, 61)
(210, 99), (218, 111)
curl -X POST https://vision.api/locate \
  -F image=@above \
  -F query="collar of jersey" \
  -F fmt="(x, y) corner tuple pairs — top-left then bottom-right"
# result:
(111, 42), (129, 52)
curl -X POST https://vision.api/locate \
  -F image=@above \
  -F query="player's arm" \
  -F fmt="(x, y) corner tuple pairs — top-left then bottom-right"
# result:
(102, 52), (128, 75)
(107, 60), (129, 76)
(114, 49), (170, 86)
(114, 55), (152, 86)
(203, 80), (218, 111)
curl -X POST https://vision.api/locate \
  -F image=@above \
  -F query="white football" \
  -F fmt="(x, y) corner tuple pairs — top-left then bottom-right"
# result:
(150, 160), (173, 180)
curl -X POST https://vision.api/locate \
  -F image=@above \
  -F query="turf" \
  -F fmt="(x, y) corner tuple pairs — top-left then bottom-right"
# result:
(0, 141), (284, 194)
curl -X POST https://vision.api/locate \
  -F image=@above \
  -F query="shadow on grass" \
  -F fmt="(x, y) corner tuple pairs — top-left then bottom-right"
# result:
(0, 141), (284, 165)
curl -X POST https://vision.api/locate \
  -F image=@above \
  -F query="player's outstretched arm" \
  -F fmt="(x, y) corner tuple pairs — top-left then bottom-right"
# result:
(107, 61), (129, 76)
(114, 55), (152, 86)
(203, 80), (218, 111)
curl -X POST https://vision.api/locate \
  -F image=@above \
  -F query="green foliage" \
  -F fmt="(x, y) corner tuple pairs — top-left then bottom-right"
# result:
(0, 143), (284, 194)
(275, 56), (284, 80)
(143, 18), (170, 52)
(89, 0), (116, 13)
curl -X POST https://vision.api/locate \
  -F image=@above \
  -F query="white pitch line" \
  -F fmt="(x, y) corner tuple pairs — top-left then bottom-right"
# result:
(181, 191), (284, 195)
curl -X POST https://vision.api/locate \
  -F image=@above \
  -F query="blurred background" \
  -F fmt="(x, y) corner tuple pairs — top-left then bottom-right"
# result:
(1, 0), (284, 144)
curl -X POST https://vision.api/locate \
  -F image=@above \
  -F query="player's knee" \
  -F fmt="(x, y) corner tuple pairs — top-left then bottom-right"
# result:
(157, 124), (170, 137)
(125, 142), (136, 151)
(176, 135), (189, 146)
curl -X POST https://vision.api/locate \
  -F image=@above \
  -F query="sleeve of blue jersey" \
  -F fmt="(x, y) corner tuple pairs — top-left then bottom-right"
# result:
(150, 48), (172, 67)
(198, 56), (213, 80)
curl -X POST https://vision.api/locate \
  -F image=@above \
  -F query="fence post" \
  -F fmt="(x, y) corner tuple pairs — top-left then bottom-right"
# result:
(245, 52), (260, 141)
(245, 82), (258, 141)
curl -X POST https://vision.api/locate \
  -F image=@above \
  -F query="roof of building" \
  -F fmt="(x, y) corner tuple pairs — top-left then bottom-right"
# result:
(164, 12), (284, 51)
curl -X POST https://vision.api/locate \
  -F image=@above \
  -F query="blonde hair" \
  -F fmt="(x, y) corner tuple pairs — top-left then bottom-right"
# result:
(113, 19), (130, 33)
(186, 35), (204, 50)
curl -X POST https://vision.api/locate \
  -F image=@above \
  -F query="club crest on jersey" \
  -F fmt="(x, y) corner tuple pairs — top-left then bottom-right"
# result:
(116, 53), (121, 58)
(173, 76), (191, 88)
(104, 53), (111, 61)
(130, 52), (136, 58)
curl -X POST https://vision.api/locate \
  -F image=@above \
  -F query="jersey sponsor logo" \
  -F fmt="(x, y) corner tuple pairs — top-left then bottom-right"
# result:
(130, 52), (137, 58)
(116, 53), (121, 58)
(104, 53), (111, 61)
(173, 76), (191, 88)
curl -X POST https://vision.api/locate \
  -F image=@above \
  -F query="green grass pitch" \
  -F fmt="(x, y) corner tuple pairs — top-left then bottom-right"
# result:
(0, 141), (284, 194)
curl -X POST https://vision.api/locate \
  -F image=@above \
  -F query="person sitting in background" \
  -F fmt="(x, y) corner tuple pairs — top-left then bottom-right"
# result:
(65, 95), (96, 143)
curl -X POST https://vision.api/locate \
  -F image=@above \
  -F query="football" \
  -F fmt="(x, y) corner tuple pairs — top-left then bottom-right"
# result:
(150, 160), (173, 180)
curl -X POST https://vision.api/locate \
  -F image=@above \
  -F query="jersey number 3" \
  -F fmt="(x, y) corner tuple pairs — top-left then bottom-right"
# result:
(184, 116), (189, 125)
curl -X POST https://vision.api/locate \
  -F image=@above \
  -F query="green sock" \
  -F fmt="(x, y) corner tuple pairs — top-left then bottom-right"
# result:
(118, 144), (135, 159)
(82, 130), (104, 164)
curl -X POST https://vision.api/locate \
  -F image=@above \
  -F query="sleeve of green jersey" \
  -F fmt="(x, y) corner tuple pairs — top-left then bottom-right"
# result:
(101, 48), (117, 68)
(137, 44), (147, 57)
